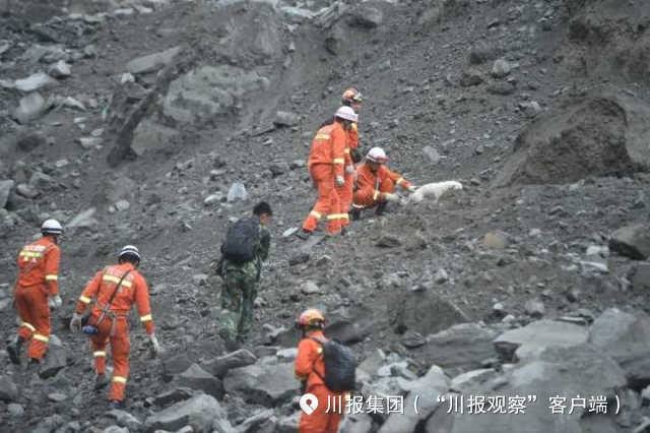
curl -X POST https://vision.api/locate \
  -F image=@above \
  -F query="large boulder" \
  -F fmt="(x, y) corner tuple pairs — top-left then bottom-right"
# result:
(131, 120), (179, 157)
(126, 46), (182, 75)
(163, 65), (269, 124)
(493, 320), (589, 363)
(609, 223), (650, 260)
(378, 365), (449, 433)
(144, 394), (226, 433)
(201, 349), (257, 378)
(495, 93), (650, 186)
(589, 308), (650, 390)
(223, 362), (299, 406)
(415, 323), (499, 375)
(388, 288), (469, 336)
(426, 345), (626, 433)
(174, 364), (223, 399)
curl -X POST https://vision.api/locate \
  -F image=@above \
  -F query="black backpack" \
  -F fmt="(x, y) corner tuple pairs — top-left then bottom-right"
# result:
(311, 337), (356, 392)
(221, 217), (260, 263)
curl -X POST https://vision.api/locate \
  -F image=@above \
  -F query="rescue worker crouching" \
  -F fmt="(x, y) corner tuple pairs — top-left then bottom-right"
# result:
(8, 219), (64, 366)
(352, 147), (417, 219)
(70, 245), (160, 409)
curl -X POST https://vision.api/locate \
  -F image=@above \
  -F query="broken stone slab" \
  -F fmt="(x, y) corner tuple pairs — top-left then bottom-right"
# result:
(273, 111), (300, 127)
(174, 364), (224, 399)
(48, 60), (71, 79)
(223, 362), (299, 406)
(144, 394), (226, 433)
(450, 368), (498, 394)
(0, 180), (13, 209)
(493, 320), (589, 363)
(162, 352), (193, 381)
(152, 387), (193, 407)
(76, 137), (103, 150)
(631, 263), (650, 291)
(346, 5), (383, 28)
(201, 349), (257, 378)
(236, 409), (277, 433)
(13, 92), (49, 124)
(132, 120), (179, 156)
(104, 410), (143, 431)
(14, 72), (57, 92)
(126, 46), (182, 75)
(609, 223), (650, 260)
(39, 335), (68, 379)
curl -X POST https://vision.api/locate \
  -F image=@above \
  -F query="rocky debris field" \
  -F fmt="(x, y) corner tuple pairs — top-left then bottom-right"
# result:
(0, 0), (650, 432)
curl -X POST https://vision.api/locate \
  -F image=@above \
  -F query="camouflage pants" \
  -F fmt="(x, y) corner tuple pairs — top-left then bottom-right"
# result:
(219, 268), (258, 343)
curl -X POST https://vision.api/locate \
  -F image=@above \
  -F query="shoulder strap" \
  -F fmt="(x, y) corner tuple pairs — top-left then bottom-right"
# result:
(106, 270), (131, 307)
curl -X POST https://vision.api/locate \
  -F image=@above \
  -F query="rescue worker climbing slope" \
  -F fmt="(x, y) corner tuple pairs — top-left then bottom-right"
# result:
(8, 219), (63, 365)
(70, 245), (160, 409)
(338, 88), (364, 229)
(352, 147), (417, 218)
(298, 106), (358, 239)
(295, 309), (345, 433)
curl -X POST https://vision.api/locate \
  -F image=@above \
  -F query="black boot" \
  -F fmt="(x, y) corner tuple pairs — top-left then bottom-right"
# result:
(295, 229), (312, 240)
(375, 202), (388, 216)
(7, 337), (23, 365)
(351, 209), (361, 221)
(94, 373), (109, 390)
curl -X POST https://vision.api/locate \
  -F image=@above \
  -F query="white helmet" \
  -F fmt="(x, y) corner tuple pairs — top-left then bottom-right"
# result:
(41, 219), (63, 235)
(118, 245), (141, 262)
(366, 147), (388, 163)
(334, 106), (358, 123)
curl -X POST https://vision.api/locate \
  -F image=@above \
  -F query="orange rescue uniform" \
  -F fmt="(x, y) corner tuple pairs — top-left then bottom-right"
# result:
(353, 162), (412, 209)
(74, 262), (155, 402)
(302, 122), (349, 235)
(295, 330), (345, 433)
(14, 236), (60, 360)
(336, 122), (360, 226)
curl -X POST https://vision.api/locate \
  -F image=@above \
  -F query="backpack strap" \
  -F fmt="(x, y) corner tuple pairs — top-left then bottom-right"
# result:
(308, 336), (328, 383)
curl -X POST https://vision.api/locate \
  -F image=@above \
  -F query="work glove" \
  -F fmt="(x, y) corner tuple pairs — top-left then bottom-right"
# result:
(407, 185), (418, 193)
(48, 295), (62, 310)
(148, 333), (162, 358)
(345, 165), (355, 175)
(383, 193), (400, 203)
(70, 313), (83, 332)
(335, 176), (345, 187)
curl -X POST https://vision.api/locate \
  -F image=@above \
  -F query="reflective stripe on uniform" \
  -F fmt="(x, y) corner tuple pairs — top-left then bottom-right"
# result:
(327, 213), (349, 221)
(333, 158), (345, 165)
(344, 148), (351, 154)
(45, 275), (58, 281)
(112, 376), (127, 384)
(93, 351), (106, 358)
(79, 295), (91, 304)
(19, 251), (43, 259)
(140, 314), (152, 322)
(33, 334), (49, 343)
(315, 134), (330, 140)
(373, 190), (381, 200)
(396, 177), (406, 185)
(102, 274), (132, 288)
(309, 211), (322, 220)
(352, 204), (365, 209)
(21, 322), (36, 332)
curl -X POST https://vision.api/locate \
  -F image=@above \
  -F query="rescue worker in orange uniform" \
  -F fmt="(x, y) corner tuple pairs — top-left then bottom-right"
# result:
(295, 309), (344, 433)
(337, 88), (364, 229)
(352, 147), (417, 218)
(7, 219), (63, 365)
(297, 106), (358, 239)
(70, 245), (161, 409)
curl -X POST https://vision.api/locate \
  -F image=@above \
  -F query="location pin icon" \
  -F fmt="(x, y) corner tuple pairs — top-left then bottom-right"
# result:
(300, 393), (319, 415)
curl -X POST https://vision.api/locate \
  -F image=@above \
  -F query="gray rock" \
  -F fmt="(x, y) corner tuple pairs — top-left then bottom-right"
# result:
(201, 349), (257, 378)
(434, 268), (449, 284)
(16, 132), (46, 152)
(416, 323), (498, 375)
(631, 263), (650, 291)
(610, 223), (650, 260)
(152, 387), (193, 407)
(422, 146), (442, 164)
(48, 60), (71, 79)
(236, 409), (277, 433)
(0, 376), (19, 402)
(459, 70), (484, 87)
(48, 392), (67, 402)
(491, 58), (512, 78)
(32, 414), (64, 433)
(175, 364), (224, 399)
(164, 65), (267, 124)
(7, 403), (24, 417)
(379, 365), (449, 433)
(76, 137), (103, 150)
(104, 410), (143, 431)
(0, 180), (14, 209)
(162, 352), (193, 380)
(103, 427), (128, 433)
(376, 235), (402, 248)
(519, 100), (542, 117)
(66, 208), (98, 229)
(468, 42), (502, 65)
(524, 299), (545, 318)
(487, 82), (516, 95)
(30, 171), (57, 190)
(326, 316), (373, 345)
(127, 46), (182, 74)
(15, 183), (38, 199)
(13, 93), (49, 124)
(144, 394), (226, 433)
(39, 334), (67, 379)
(223, 362), (299, 406)
(493, 320), (589, 363)
(132, 120), (179, 156)
(346, 5), (383, 28)
(14, 72), (57, 92)
(301, 280), (320, 295)
(339, 413), (373, 433)
(276, 412), (300, 433)
(401, 330), (426, 349)
(450, 368), (498, 394)
(431, 345), (626, 433)
(273, 111), (300, 127)
(277, 348), (298, 361)
(389, 289), (470, 337)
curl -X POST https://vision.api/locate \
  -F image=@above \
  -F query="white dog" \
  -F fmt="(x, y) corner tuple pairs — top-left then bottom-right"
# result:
(406, 181), (463, 203)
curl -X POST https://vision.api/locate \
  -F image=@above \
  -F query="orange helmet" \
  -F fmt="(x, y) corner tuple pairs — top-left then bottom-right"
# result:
(342, 87), (363, 105)
(297, 308), (325, 327)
